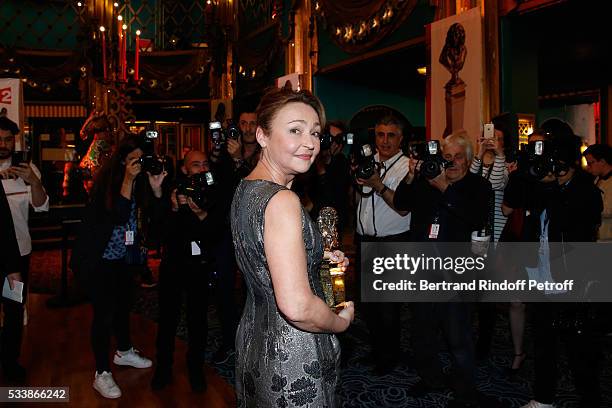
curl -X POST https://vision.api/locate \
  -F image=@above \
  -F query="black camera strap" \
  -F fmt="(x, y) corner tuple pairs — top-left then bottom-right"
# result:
(379, 154), (404, 182)
(362, 153), (406, 237)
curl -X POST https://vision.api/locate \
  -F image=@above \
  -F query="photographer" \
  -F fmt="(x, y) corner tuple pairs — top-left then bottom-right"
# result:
(152, 150), (225, 392)
(499, 130), (553, 377)
(354, 115), (411, 374)
(469, 114), (512, 362)
(206, 111), (260, 365)
(70, 134), (165, 399)
(226, 111), (260, 178)
(310, 120), (351, 233)
(519, 130), (603, 408)
(394, 131), (491, 408)
(0, 116), (49, 383)
(583, 143), (612, 242)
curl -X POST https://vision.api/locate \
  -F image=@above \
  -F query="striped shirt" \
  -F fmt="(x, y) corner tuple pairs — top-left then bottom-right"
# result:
(470, 154), (508, 242)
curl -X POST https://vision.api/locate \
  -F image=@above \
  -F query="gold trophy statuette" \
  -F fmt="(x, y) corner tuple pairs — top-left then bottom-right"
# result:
(317, 207), (345, 309)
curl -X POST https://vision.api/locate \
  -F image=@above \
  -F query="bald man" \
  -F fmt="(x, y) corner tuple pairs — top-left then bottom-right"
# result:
(152, 150), (221, 392)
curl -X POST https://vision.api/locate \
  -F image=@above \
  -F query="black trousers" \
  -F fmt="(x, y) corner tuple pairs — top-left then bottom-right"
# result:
(532, 303), (602, 406)
(89, 260), (135, 373)
(476, 302), (496, 356)
(0, 255), (30, 367)
(213, 228), (240, 350)
(355, 231), (411, 366)
(412, 302), (477, 403)
(155, 256), (209, 370)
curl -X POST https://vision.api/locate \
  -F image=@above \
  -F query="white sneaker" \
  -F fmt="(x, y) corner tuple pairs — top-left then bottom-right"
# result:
(520, 400), (555, 408)
(113, 348), (152, 368)
(93, 371), (122, 399)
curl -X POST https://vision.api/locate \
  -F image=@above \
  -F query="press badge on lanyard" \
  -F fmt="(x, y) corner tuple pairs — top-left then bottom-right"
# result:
(125, 229), (135, 246)
(429, 217), (440, 239)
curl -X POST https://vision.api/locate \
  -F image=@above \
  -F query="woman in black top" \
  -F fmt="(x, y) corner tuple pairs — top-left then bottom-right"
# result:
(71, 134), (166, 399)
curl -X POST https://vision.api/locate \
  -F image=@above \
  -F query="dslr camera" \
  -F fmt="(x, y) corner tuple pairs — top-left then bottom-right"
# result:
(352, 144), (378, 180)
(517, 139), (571, 180)
(320, 131), (354, 150)
(209, 121), (242, 147)
(138, 130), (165, 175)
(175, 171), (216, 210)
(408, 140), (453, 179)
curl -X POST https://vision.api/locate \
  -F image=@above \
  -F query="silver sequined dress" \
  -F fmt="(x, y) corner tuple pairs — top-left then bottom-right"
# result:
(231, 179), (340, 408)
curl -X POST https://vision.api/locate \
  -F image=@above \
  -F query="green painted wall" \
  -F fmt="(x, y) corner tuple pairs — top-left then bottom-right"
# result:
(500, 16), (540, 121)
(315, 75), (425, 126)
(314, 1), (434, 128)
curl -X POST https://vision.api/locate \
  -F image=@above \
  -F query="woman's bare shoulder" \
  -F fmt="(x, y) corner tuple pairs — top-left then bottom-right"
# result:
(266, 189), (301, 216)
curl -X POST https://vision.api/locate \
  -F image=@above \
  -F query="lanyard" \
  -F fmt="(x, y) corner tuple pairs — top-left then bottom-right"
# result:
(379, 154), (404, 182)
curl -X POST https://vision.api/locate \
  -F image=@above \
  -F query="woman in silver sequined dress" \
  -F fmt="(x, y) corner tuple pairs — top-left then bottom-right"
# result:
(230, 88), (354, 408)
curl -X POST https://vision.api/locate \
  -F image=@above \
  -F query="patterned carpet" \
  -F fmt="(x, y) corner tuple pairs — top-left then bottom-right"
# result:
(29, 249), (612, 407)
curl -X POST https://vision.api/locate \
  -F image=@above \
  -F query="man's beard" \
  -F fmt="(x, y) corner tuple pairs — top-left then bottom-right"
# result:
(0, 148), (11, 160)
(243, 132), (256, 143)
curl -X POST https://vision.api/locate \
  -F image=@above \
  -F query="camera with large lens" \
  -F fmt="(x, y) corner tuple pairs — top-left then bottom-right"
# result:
(320, 131), (355, 150)
(138, 130), (165, 175)
(138, 155), (165, 175)
(408, 140), (452, 179)
(320, 132), (333, 150)
(176, 171), (216, 210)
(226, 120), (242, 141)
(517, 140), (552, 180)
(353, 143), (377, 179)
(517, 138), (575, 180)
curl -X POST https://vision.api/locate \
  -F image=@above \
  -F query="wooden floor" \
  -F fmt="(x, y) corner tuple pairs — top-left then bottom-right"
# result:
(1, 294), (236, 408)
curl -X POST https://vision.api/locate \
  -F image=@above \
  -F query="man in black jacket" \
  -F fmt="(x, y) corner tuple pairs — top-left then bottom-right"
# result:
(0, 180), (25, 383)
(206, 111), (260, 365)
(394, 132), (492, 408)
(520, 134), (603, 408)
(1, 116), (49, 383)
(151, 150), (225, 392)
(310, 120), (351, 233)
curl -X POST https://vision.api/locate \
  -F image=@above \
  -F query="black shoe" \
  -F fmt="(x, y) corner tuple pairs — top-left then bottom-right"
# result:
(151, 367), (172, 390)
(2, 362), (26, 384)
(212, 347), (235, 365)
(188, 364), (207, 393)
(505, 352), (526, 377)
